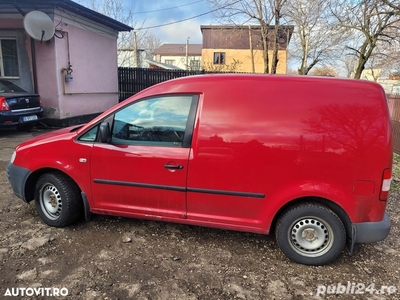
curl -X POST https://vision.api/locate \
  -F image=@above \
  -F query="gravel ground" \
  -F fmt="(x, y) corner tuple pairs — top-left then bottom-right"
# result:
(0, 128), (399, 299)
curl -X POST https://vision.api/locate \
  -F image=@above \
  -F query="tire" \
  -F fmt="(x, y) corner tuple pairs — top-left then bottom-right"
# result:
(275, 203), (346, 266)
(34, 172), (83, 227)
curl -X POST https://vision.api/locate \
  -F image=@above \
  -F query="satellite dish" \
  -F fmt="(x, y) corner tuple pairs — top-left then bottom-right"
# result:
(23, 11), (55, 42)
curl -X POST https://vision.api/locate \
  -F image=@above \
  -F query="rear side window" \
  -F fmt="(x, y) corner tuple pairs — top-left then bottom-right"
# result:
(111, 95), (193, 147)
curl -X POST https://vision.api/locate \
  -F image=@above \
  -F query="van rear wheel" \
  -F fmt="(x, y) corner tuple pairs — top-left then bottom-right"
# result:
(34, 172), (83, 227)
(275, 203), (345, 266)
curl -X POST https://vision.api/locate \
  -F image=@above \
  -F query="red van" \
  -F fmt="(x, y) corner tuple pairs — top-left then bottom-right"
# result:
(7, 75), (392, 265)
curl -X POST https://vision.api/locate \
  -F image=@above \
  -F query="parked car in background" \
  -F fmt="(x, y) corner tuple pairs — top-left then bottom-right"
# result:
(7, 74), (392, 266)
(0, 79), (43, 131)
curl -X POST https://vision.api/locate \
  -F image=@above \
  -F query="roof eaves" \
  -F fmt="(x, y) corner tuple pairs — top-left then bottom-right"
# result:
(0, 0), (133, 31)
(57, 0), (132, 32)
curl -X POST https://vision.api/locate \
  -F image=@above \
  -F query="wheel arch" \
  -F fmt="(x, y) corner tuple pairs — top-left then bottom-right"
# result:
(24, 168), (82, 203)
(270, 196), (352, 247)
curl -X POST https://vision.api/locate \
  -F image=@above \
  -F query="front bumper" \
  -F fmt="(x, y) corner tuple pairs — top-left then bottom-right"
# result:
(353, 212), (391, 243)
(6, 162), (31, 202)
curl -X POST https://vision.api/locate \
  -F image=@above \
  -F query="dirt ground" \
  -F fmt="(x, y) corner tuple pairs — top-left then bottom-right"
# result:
(0, 128), (399, 300)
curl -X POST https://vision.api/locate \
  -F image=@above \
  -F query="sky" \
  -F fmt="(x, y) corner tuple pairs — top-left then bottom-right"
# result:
(127, 0), (216, 44)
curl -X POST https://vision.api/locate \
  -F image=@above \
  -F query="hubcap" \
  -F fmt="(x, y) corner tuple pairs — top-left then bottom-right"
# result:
(289, 217), (333, 257)
(40, 184), (62, 220)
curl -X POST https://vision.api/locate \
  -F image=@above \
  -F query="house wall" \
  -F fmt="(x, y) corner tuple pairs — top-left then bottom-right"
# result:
(202, 49), (287, 74)
(155, 55), (202, 70)
(202, 26), (292, 50)
(201, 26), (292, 74)
(379, 79), (400, 94)
(0, 8), (120, 121)
(48, 17), (119, 119)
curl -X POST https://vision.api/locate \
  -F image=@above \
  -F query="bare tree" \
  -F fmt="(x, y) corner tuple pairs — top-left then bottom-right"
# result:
(361, 34), (400, 80)
(286, 0), (346, 75)
(141, 34), (163, 59)
(382, 0), (400, 13)
(309, 66), (338, 77)
(203, 58), (243, 72)
(209, 0), (288, 74)
(341, 54), (357, 78)
(377, 23), (400, 76)
(331, 0), (398, 79)
(78, 0), (162, 66)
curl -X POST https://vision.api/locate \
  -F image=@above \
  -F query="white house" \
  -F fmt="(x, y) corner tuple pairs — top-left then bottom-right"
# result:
(152, 43), (202, 71)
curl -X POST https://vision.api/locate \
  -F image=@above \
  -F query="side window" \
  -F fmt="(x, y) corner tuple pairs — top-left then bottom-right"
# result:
(78, 125), (99, 142)
(111, 95), (193, 146)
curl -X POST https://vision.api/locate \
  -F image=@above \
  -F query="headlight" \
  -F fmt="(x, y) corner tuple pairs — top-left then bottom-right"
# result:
(10, 151), (16, 163)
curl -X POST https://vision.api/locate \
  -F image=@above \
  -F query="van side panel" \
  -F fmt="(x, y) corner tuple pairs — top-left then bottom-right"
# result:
(185, 76), (391, 232)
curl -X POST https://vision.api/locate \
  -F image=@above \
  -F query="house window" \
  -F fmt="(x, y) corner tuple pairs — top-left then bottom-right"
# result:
(0, 39), (19, 78)
(213, 52), (225, 65)
(165, 59), (175, 66)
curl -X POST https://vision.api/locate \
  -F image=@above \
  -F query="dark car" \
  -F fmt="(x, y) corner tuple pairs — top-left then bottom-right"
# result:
(0, 79), (43, 131)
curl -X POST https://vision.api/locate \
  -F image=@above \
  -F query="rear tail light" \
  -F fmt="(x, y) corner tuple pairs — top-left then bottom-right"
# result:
(0, 96), (10, 111)
(380, 168), (392, 200)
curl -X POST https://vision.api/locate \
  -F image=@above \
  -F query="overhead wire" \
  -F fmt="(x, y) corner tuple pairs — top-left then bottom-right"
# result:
(137, 0), (240, 30)
(56, 1), (240, 33)
(134, 0), (205, 14)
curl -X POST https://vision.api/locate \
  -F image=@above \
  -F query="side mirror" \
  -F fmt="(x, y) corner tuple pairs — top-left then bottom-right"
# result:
(99, 122), (111, 143)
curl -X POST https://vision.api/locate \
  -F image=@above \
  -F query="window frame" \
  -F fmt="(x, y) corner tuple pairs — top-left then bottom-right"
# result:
(213, 52), (225, 65)
(164, 59), (175, 66)
(110, 94), (199, 147)
(0, 38), (19, 79)
(77, 94), (199, 148)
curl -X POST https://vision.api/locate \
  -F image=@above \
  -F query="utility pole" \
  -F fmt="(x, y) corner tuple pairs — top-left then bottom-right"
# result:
(133, 31), (139, 67)
(248, 25), (255, 73)
(186, 37), (190, 70)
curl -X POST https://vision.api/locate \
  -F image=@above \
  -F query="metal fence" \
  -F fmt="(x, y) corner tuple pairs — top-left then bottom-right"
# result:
(118, 68), (200, 102)
(388, 94), (400, 154)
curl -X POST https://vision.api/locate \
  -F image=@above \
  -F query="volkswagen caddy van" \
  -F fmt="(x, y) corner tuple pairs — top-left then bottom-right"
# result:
(7, 74), (392, 265)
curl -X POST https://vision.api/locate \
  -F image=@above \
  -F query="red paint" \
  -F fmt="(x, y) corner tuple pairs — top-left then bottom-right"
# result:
(12, 74), (392, 233)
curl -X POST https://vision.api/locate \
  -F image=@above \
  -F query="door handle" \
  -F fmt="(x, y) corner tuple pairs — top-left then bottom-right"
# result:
(164, 164), (184, 170)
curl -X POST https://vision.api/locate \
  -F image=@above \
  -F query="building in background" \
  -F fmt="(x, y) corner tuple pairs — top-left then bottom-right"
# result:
(152, 43), (202, 71)
(118, 49), (148, 68)
(201, 25), (294, 74)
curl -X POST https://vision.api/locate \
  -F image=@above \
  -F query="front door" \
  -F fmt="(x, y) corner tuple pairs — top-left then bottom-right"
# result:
(90, 95), (198, 220)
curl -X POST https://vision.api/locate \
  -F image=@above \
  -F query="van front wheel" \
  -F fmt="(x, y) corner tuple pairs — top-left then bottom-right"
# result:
(275, 203), (346, 266)
(34, 172), (83, 227)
